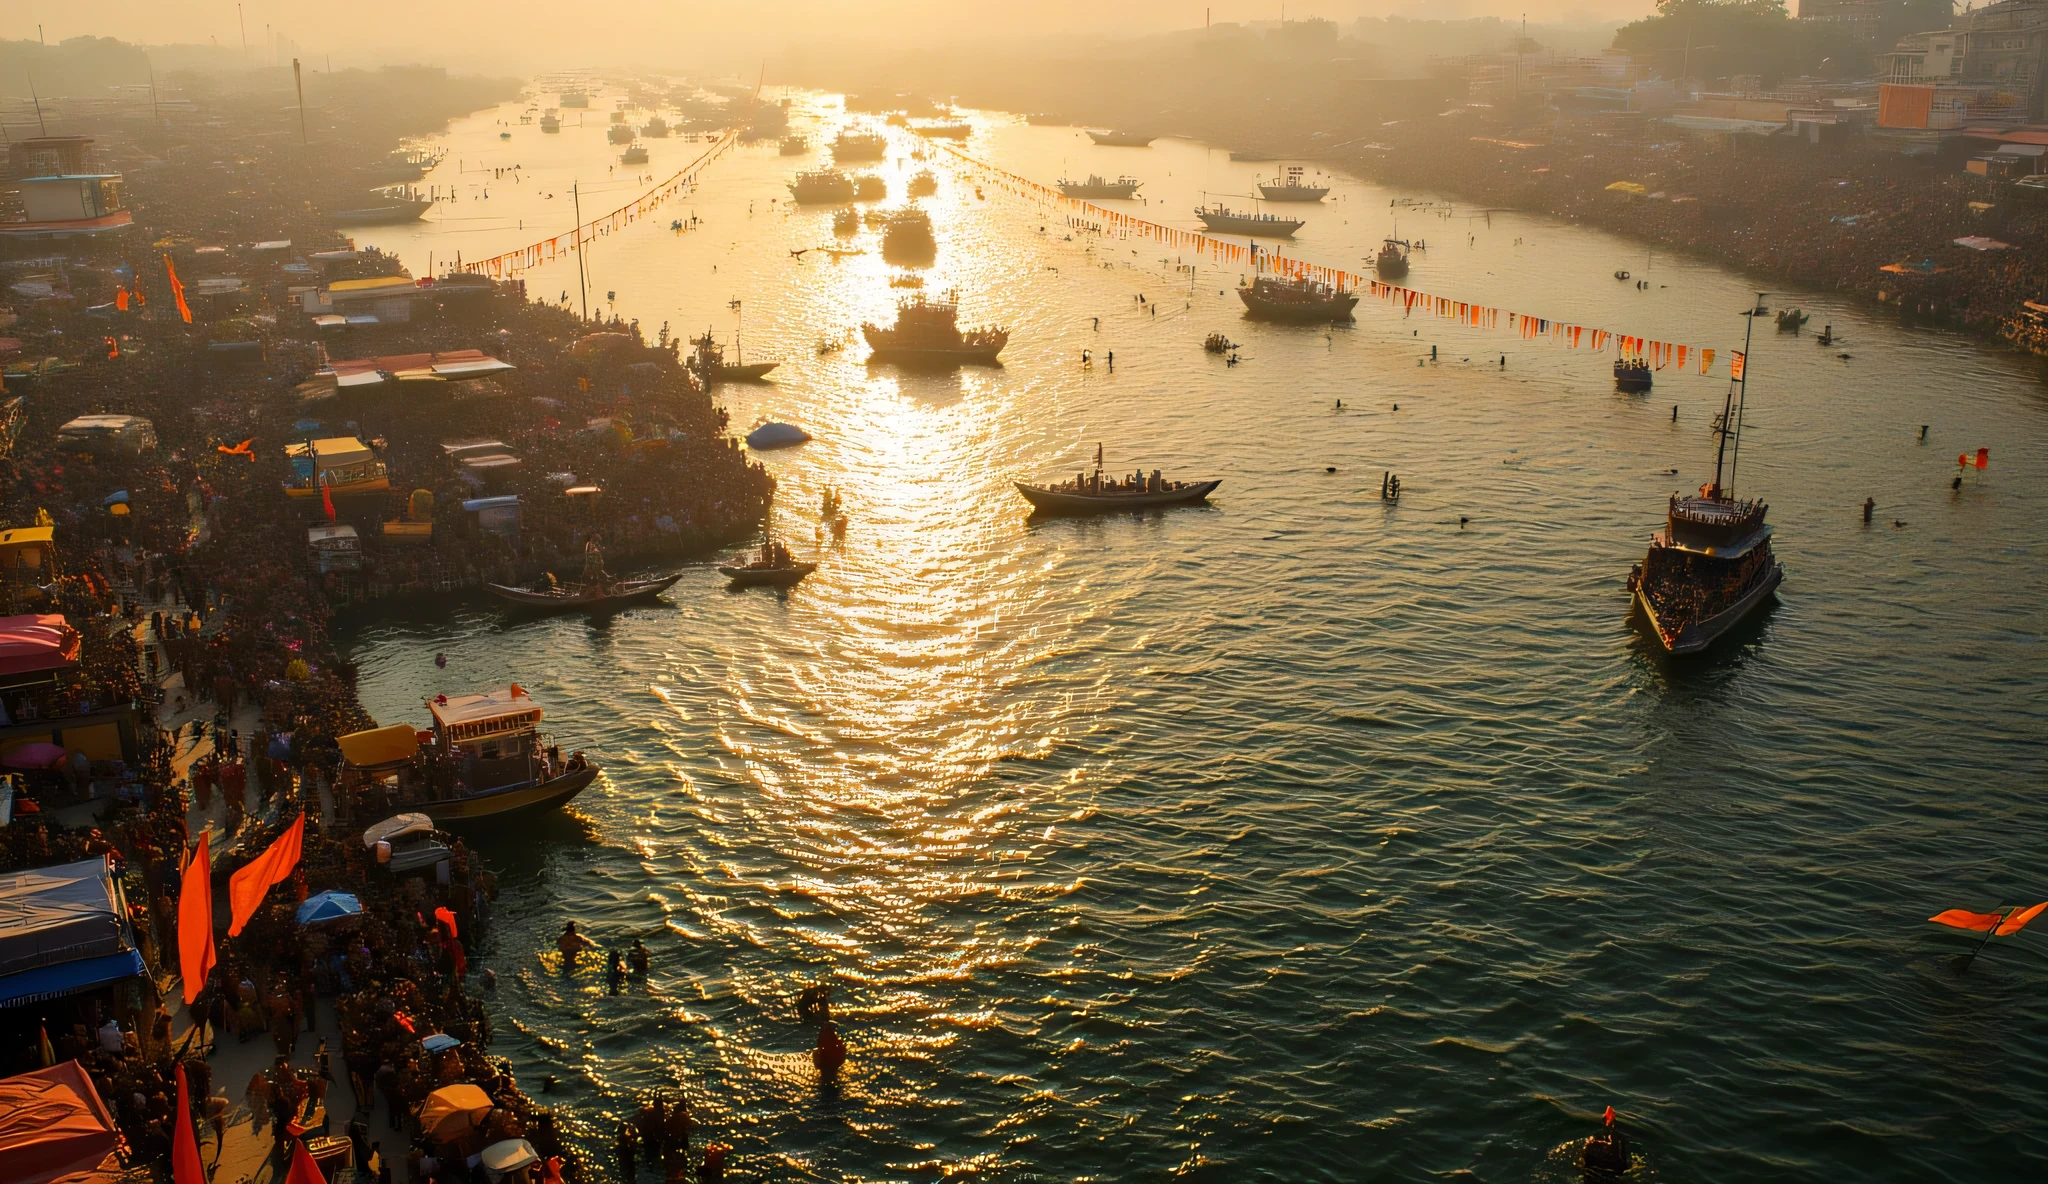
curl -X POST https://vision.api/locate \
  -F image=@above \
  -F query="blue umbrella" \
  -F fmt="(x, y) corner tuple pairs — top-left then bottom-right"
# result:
(295, 890), (362, 927)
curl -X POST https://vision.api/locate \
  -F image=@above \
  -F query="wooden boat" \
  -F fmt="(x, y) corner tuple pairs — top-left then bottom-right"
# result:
(1015, 479), (1220, 514)
(424, 766), (598, 824)
(485, 572), (681, 612)
(328, 198), (433, 226)
(720, 561), (816, 587)
(423, 688), (599, 824)
(1614, 356), (1653, 393)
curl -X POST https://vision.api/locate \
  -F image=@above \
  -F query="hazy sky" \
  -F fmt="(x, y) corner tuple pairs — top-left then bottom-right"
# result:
(5, 0), (1654, 75)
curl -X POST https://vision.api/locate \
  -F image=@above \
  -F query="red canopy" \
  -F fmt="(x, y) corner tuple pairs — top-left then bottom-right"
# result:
(0, 615), (80, 678)
(0, 1060), (123, 1184)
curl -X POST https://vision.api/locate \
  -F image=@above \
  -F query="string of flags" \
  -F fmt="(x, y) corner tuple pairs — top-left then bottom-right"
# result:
(462, 130), (741, 281)
(929, 141), (1731, 375)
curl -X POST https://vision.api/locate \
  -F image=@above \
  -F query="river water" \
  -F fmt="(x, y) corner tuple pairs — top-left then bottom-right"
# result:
(347, 90), (2048, 1181)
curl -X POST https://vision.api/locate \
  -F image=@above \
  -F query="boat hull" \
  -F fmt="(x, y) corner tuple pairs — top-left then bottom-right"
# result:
(1198, 214), (1302, 237)
(329, 201), (432, 227)
(1059, 185), (1141, 200)
(1238, 290), (1357, 323)
(485, 573), (682, 612)
(1257, 185), (1328, 202)
(424, 766), (598, 825)
(1014, 479), (1220, 514)
(866, 345), (1004, 365)
(1088, 131), (1153, 147)
(1635, 563), (1783, 654)
(1375, 257), (1409, 280)
(720, 562), (817, 586)
(1615, 369), (1653, 393)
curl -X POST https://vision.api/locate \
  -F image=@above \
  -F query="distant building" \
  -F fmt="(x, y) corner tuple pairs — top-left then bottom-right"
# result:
(1879, 0), (2048, 119)
(0, 137), (132, 242)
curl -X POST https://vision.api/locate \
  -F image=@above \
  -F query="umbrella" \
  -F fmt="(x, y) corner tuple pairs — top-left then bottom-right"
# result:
(480, 1140), (538, 1177)
(421, 1033), (462, 1053)
(2, 743), (68, 769)
(418, 1085), (493, 1141)
(295, 891), (362, 927)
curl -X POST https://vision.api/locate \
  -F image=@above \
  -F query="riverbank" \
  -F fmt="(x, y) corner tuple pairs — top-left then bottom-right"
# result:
(0, 68), (776, 1184)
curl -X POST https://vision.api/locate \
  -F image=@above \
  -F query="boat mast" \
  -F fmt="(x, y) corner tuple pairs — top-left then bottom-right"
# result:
(1712, 291), (1761, 498)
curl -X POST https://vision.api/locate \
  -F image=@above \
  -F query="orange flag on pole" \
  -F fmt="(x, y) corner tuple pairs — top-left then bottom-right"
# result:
(178, 832), (215, 1004)
(173, 1064), (206, 1184)
(285, 1137), (327, 1184)
(1997, 901), (2048, 935)
(163, 254), (193, 324)
(1929, 908), (2004, 932)
(227, 813), (304, 936)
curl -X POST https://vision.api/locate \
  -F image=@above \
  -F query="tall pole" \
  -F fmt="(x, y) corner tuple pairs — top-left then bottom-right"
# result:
(1713, 291), (1762, 498)
(572, 182), (588, 322)
(238, 5), (248, 59)
(148, 62), (160, 124)
(292, 59), (308, 146)
(28, 74), (47, 136)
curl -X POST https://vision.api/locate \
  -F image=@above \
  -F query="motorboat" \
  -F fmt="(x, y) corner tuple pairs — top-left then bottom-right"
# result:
(484, 572), (682, 612)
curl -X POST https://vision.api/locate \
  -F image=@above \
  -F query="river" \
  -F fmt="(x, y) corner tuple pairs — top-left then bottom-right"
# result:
(345, 88), (2048, 1181)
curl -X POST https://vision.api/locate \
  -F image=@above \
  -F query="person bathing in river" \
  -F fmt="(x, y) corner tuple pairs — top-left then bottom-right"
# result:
(557, 921), (598, 968)
(628, 939), (651, 976)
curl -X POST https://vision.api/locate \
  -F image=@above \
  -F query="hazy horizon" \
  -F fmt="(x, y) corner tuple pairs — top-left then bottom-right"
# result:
(5, 0), (1654, 78)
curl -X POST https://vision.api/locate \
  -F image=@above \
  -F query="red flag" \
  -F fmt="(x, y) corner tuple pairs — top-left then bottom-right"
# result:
(173, 1065), (206, 1184)
(1929, 908), (2004, 932)
(320, 472), (336, 523)
(115, 288), (130, 312)
(1603, 1105), (1616, 1127)
(227, 813), (305, 936)
(163, 253), (193, 324)
(434, 906), (459, 940)
(285, 1137), (327, 1184)
(1997, 902), (2048, 935)
(1975, 448), (1989, 470)
(179, 833), (215, 1004)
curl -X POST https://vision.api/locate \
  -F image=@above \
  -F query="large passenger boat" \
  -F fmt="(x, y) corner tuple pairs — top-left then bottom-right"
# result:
(1627, 306), (1784, 654)
(336, 687), (599, 825)
(862, 293), (1007, 364)
(1375, 237), (1410, 279)
(1195, 203), (1302, 237)
(881, 207), (937, 263)
(1257, 166), (1328, 202)
(788, 170), (857, 203)
(832, 129), (889, 162)
(1237, 276), (1358, 323)
(1058, 174), (1142, 200)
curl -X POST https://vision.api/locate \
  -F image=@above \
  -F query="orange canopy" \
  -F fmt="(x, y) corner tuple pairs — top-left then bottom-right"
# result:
(0, 1060), (122, 1184)
(418, 1084), (494, 1140)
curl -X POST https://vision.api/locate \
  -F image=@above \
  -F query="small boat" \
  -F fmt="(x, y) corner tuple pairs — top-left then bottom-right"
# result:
(693, 332), (779, 383)
(621, 144), (649, 165)
(780, 135), (809, 156)
(642, 116), (671, 138)
(1238, 276), (1357, 323)
(1088, 129), (1153, 147)
(907, 170), (938, 197)
(540, 114), (561, 133)
(485, 572), (682, 612)
(1203, 332), (1235, 354)
(499, 131), (511, 140)
(832, 129), (889, 162)
(608, 124), (636, 145)
(1015, 444), (1218, 515)
(721, 539), (816, 586)
(1614, 356), (1653, 393)
(1376, 238), (1410, 279)
(1775, 308), (1810, 332)
(852, 174), (887, 202)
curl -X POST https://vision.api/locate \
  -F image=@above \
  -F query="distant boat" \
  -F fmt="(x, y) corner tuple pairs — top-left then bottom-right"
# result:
(560, 91), (590, 108)
(1195, 203), (1302, 237)
(721, 539), (815, 587)
(621, 143), (648, 165)
(642, 115), (671, 138)
(540, 114), (561, 133)
(1088, 129), (1153, 147)
(1614, 356), (1653, 392)
(1238, 276), (1357, 323)
(328, 198), (433, 226)
(780, 135), (808, 155)
(1058, 174), (1142, 200)
(863, 293), (1006, 364)
(907, 170), (938, 196)
(608, 124), (635, 145)
(1258, 166), (1328, 203)
(881, 207), (936, 264)
(1375, 237), (1410, 279)
(788, 170), (857, 203)
(833, 129), (889, 162)
(1016, 445), (1217, 515)
(914, 123), (972, 139)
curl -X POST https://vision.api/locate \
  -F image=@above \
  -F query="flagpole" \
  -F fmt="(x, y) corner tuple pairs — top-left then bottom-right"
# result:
(1963, 907), (2011, 968)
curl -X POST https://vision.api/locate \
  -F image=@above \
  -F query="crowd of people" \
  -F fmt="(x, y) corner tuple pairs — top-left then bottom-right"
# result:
(0, 63), (784, 1184)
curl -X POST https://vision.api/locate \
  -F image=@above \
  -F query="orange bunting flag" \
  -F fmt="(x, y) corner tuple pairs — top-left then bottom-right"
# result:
(1929, 908), (2005, 932)
(1699, 348), (1714, 375)
(1675, 345), (1689, 371)
(173, 1065), (206, 1184)
(179, 832), (215, 1004)
(1729, 351), (1746, 381)
(1962, 448), (1989, 470)
(227, 813), (305, 936)
(115, 287), (130, 312)
(163, 253), (193, 324)
(1998, 902), (2048, 935)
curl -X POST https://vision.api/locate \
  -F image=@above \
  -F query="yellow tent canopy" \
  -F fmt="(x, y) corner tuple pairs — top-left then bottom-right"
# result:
(418, 1084), (494, 1140)
(338, 723), (420, 768)
(1605, 181), (1647, 195)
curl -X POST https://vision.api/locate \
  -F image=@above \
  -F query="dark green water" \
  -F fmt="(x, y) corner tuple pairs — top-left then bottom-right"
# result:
(347, 90), (2048, 1181)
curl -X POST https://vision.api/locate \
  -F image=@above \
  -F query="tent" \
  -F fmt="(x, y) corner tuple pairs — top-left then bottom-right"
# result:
(418, 1084), (494, 1140)
(0, 615), (81, 678)
(0, 1060), (122, 1184)
(0, 857), (145, 1009)
(338, 723), (420, 769)
(295, 891), (363, 927)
